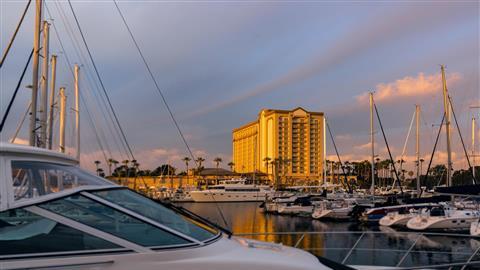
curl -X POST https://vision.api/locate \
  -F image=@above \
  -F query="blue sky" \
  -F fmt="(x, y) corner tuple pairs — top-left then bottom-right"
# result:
(1, 1), (479, 172)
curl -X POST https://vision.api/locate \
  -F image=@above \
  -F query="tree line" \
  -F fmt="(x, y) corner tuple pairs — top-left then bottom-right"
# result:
(93, 156), (235, 177)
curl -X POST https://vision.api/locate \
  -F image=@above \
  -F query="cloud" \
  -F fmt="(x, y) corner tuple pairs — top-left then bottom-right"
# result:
(186, 5), (476, 118)
(10, 138), (28, 145)
(335, 134), (352, 141)
(354, 142), (371, 151)
(356, 72), (462, 104)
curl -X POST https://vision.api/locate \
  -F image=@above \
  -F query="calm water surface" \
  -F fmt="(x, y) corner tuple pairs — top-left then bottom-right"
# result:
(179, 202), (480, 269)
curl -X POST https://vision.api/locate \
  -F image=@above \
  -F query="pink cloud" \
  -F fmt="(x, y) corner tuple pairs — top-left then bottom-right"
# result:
(356, 72), (462, 104)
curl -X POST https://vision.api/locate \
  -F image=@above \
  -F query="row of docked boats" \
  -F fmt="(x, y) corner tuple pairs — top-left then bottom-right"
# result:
(262, 191), (480, 235)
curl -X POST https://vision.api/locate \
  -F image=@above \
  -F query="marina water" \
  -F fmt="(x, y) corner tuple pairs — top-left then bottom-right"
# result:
(179, 202), (480, 268)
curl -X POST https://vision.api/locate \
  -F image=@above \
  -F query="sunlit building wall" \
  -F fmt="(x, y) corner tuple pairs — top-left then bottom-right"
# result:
(232, 107), (325, 181)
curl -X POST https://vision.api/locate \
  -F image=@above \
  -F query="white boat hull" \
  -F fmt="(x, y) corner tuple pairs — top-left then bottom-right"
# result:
(379, 213), (413, 227)
(470, 220), (480, 236)
(190, 191), (270, 202)
(312, 208), (351, 220)
(407, 216), (478, 231)
(278, 205), (313, 215)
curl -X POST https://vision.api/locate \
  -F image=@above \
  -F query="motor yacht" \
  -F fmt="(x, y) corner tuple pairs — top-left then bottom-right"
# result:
(0, 143), (335, 270)
(407, 203), (480, 231)
(190, 178), (272, 202)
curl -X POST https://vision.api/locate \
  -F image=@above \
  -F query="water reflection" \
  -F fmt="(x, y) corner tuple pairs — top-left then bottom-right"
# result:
(179, 202), (480, 269)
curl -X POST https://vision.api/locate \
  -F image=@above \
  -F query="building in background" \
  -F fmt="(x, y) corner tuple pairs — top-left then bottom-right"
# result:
(232, 107), (325, 183)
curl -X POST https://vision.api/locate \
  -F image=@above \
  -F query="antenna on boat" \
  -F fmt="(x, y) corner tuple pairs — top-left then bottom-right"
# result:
(369, 92), (375, 195)
(29, 0), (43, 146)
(39, 20), (50, 148)
(441, 65), (452, 187)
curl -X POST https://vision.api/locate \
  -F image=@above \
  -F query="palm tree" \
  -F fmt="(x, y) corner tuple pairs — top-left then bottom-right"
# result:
(263, 157), (271, 179)
(213, 157), (223, 183)
(111, 159), (119, 176)
(107, 158), (115, 176)
(96, 168), (104, 177)
(182, 157), (191, 186)
(195, 157), (205, 170)
(227, 161), (235, 172)
(213, 157), (223, 169)
(122, 160), (129, 185)
(94, 160), (101, 175)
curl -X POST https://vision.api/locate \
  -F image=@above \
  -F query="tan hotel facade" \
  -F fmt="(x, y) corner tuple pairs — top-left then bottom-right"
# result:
(232, 107), (325, 181)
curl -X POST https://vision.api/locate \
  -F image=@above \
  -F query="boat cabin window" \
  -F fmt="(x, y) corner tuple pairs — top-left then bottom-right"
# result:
(0, 208), (121, 258)
(11, 161), (111, 201)
(39, 194), (191, 247)
(92, 189), (217, 241)
(430, 207), (445, 217)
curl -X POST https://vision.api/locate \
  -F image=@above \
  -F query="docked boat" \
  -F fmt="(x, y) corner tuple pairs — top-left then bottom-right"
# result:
(0, 143), (334, 270)
(470, 219), (480, 236)
(262, 194), (298, 213)
(378, 203), (439, 227)
(311, 199), (355, 220)
(407, 203), (480, 231)
(190, 178), (272, 202)
(277, 196), (319, 216)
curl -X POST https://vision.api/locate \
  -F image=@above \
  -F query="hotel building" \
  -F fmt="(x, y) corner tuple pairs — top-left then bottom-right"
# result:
(232, 107), (325, 182)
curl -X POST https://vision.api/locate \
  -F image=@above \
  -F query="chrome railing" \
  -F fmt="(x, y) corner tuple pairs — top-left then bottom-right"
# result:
(236, 231), (480, 269)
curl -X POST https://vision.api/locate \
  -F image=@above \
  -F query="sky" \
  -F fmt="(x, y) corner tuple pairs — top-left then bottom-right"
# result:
(1, 0), (479, 173)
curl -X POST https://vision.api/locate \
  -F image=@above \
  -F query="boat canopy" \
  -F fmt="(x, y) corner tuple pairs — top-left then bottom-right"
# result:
(0, 143), (220, 261)
(0, 143), (116, 211)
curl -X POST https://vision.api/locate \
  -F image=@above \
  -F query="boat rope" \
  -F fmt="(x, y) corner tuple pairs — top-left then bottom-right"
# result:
(449, 96), (478, 184)
(373, 102), (404, 196)
(67, 0), (136, 162)
(46, 2), (122, 160)
(44, 4), (111, 164)
(325, 118), (353, 193)
(47, 2), (127, 161)
(112, 0), (198, 165)
(400, 109), (416, 163)
(10, 102), (31, 143)
(0, 49), (33, 134)
(391, 108), (416, 190)
(421, 113), (445, 197)
(0, 0), (31, 69)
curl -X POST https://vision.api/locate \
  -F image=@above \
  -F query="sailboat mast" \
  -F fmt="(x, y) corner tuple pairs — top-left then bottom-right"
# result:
(74, 64), (80, 161)
(47, 55), (57, 150)
(441, 65), (452, 186)
(473, 116), (476, 179)
(59, 87), (66, 153)
(39, 21), (49, 148)
(29, 0), (42, 146)
(416, 105), (421, 196)
(370, 92), (375, 195)
(323, 116), (327, 186)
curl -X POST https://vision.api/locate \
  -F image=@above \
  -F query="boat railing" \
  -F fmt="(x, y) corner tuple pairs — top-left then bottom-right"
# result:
(236, 230), (480, 269)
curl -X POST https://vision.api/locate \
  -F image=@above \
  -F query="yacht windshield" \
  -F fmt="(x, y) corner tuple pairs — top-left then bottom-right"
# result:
(39, 194), (192, 247)
(11, 161), (112, 201)
(92, 189), (218, 241)
(0, 208), (121, 258)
